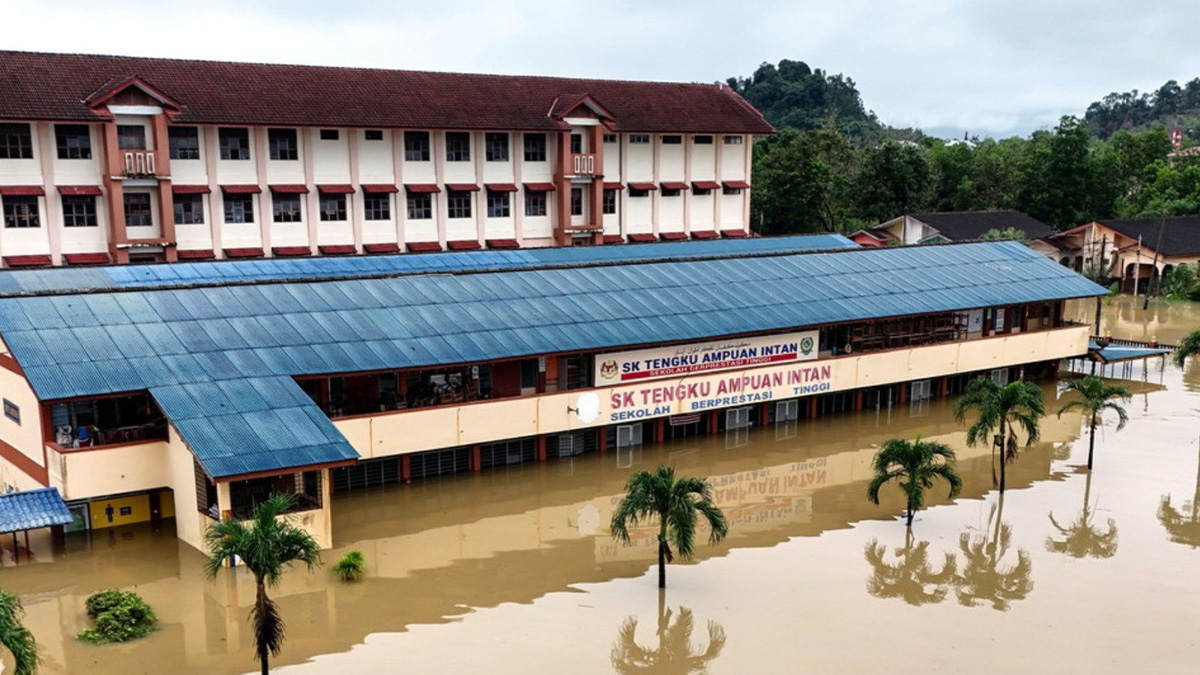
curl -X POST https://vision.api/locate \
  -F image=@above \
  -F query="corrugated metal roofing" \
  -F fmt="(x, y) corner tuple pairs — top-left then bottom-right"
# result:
(0, 241), (1107, 478)
(1087, 341), (1171, 364)
(0, 488), (73, 533)
(0, 234), (856, 296)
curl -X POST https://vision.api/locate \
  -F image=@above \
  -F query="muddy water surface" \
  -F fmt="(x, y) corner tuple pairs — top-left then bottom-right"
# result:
(3, 297), (1199, 674)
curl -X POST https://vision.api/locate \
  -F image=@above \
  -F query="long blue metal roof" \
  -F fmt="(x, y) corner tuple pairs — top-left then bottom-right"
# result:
(0, 234), (857, 296)
(0, 241), (1107, 478)
(0, 488), (73, 534)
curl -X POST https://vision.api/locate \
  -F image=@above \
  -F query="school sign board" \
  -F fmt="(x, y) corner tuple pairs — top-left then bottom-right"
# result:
(594, 331), (819, 385)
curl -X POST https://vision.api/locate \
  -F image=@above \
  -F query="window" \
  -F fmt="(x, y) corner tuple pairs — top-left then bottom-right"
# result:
(629, 187), (650, 198)
(523, 133), (546, 162)
(2, 196), (39, 228)
(55, 125), (91, 159)
(570, 187), (583, 216)
(319, 193), (347, 221)
(445, 132), (471, 162)
(364, 193), (390, 220)
(693, 187), (712, 196)
(404, 131), (430, 161)
(123, 193), (153, 227)
(447, 190), (472, 218)
(723, 135), (744, 145)
(406, 192), (432, 219)
(168, 127), (200, 160)
(62, 195), (97, 227)
(268, 129), (298, 161)
(486, 190), (510, 218)
(694, 135), (714, 144)
(219, 128), (251, 160)
(603, 189), (617, 215)
(524, 191), (547, 217)
(723, 186), (744, 196)
(629, 134), (650, 145)
(364, 129), (384, 141)
(272, 193), (302, 222)
(224, 193), (254, 223)
(603, 133), (618, 143)
(662, 187), (681, 197)
(173, 194), (204, 225)
(485, 133), (509, 161)
(0, 123), (33, 159)
(117, 125), (146, 150)
(319, 129), (339, 140)
(661, 135), (682, 145)
(570, 134), (582, 154)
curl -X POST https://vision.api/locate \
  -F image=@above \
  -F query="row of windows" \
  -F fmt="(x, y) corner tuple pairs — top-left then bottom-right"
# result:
(0, 123), (149, 161)
(3, 195), (97, 228)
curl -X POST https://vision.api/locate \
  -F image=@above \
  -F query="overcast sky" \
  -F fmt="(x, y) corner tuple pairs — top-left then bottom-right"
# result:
(5, 0), (1199, 138)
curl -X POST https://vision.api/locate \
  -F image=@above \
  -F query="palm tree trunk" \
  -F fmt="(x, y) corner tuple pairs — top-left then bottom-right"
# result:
(1087, 414), (1097, 471)
(906, 499), (914, 527)
(257, 580), (270, 675)
(657, 521), (668, 589)
(998, 419), (1008, 494)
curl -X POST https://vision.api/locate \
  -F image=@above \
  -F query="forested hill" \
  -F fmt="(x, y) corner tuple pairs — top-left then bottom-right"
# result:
(1084, 78), (1200, 140)
(726, 60), (884, 141)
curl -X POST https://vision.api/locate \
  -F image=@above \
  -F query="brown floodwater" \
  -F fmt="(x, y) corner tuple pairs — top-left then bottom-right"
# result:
(3, 296), (1199, 674)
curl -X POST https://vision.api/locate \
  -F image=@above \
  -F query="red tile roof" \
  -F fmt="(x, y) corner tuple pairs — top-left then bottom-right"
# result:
(447, 240), (481, 250)
(486, 239), (520, 249)
(445, 184), (480, 192)
(692, 181), (720, 190)
(722, 180), (751, 189)
(0, 186), (45, 197)
(628, 182), (658, 191)
(318, 244), (358, 254)
(660, 231), (687, 240)
(221, 185), (261, 194)
(720, 229), (748, 238)
(62, 252), (109, 265)
(0, 51), (774, 134)
(523, 182), (556, 192)
(270, 184), (309, 194)
(57, 185), (102, 196)
(3, 255), (52, 268)
(177, 248), (215, 260)
(223, 247), (264, 258)
(173, 185), (211, 194)
(603, 182), (625, 190)
(484, 183), (518, 192)
(317, 184), (355, 194)
(405, 184), (440, 193)
(405, 241), (442, 253)
(691, 230), (719, 239)
(602, 235), (625, 244)
(271, 246), (311, 256)
(360, 184), (399, 193)
(363, 243), (401, 254)
(660, 182), (689, 191)
(628, 233), (657, 242)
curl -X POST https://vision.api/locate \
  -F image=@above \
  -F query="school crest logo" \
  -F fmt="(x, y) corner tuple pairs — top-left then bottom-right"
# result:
(599, 359), (619, 380)
(800, 337), (814, 355)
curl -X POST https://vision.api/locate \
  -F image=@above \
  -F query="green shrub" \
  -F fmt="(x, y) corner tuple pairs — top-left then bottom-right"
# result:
(332, 550), (366, 582)
(77, 589), (157, 644)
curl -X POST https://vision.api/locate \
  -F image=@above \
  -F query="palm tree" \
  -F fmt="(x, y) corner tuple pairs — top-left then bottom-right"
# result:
(864, 532), (958, 606)
(1171, 328), (1200, 368)
(610, 595), (725, 675)
(866, 438), (963, 527)
(1057, 376), (1130, 470)
(0, 589), (37, 675)
(953, 377), (1046, 494)
(204, 495), (322, 675)
(610, 465), (728, 589)
(1046, 473), (1119, 559)
(955, 498), (1033, 611)
(1158, 445), (1200, 549)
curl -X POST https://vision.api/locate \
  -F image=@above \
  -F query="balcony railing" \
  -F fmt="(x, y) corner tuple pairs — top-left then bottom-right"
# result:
(122, 150), (156, 177)
(569, 153), (596, 176)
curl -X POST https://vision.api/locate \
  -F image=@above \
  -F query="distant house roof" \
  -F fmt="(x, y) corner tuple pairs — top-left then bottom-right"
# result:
(0, 50), (775, 134)
(0, 488), (73, 534)
(1094, 216), (1200, 257)
(904, 210), (1056, 241)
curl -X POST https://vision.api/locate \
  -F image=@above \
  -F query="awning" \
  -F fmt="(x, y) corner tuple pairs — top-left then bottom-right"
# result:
(485, 183), (519, 193)
(57, 185), (103, 196)
(660, 182), (689, 191)
(271, 246), (311, 257)
(405, 184), (441, 194)
(628, 182), (658, 191)
(361, 184), (400, 194)
(722, 180), (751, 189)
(221, 185), (262, 194)
(691, 230), (719, 240)
(173, 185), (212, 195)
(363, 243), (401, 254)
(406, 241), (442, 252)
(660, 232), (687, 240)
(223, 247), (265, 258)
(318, 244), (358, 255)
(447, 240), (482, 251)
(0, 488), (73, 534)
(603, 182), (625, 190)
(63, 253), (110, 265)
(602, 235), (625, 244)
(720, 229), (748, 238)
(317, 184), (356, 194)
(3, 255), (52, 268)
(628, 233), (657, 242)
(445, 183), (480, 192)
(177, 249), (215, 260)
(692, 181), (720, 190)
(0, 186), (44, 197)
(486, 239), (520, 249)
(270, 184), (309, 194)
(523, 182), (556, 192)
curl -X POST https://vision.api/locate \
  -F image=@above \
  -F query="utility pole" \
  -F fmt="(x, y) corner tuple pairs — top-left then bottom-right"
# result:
(1144, 216), (1166, 310)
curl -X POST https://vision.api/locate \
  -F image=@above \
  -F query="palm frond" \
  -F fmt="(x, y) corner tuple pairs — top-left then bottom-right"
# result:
(0, 590), (39, 675)
(252, 588), (285, 661)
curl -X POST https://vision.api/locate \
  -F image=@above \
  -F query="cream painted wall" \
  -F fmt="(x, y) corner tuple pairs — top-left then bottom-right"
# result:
(214, 128), (259, 185)
(719, 191), (745, 228)
(0, 365), (46, 487)
(719, 137), (747, 179)
(357, 130), (395, 184)
(690, 192), (715, 230)
(691, 139), (717, 181)
(53, 441), (170, 501)
(658, 138), (685, 179)
(658, 193), (684, 231)
(311, 129), (351, 183)
(625, 142), (653, 181)
(624, 194), (652, 234)
(441, 132), (478, 185)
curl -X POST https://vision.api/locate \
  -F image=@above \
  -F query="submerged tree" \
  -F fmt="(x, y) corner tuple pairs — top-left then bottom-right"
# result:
(0, 589), (38, 675)
(1057, 376), (1131, 470)
(204, 495), (322, 675)
(866, 438), (963, 527)
(610, 466), (728, 589)
(956, 499), (1034, 611)
(610, 596), (725, 675)
(1046, 473), (1119, 559)
(864, 533), (958, 606)
(953, 377), (1046, 493)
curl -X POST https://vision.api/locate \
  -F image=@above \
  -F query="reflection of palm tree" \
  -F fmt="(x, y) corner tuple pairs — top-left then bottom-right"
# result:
(1158, 445), (1200, 549)
(1046, 472), (1118, 559)
(864, 531), (957, 606)
(956, 498), (1034, 611)
(611, 593), (725, 675)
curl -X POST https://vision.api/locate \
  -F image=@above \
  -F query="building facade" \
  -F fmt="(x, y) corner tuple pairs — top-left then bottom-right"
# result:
(1049, 216), (1200, 292)
(0, 51), (773, 267)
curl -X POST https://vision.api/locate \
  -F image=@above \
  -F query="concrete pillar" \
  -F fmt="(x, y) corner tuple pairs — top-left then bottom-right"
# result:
(759, 402), (769, 426)
(400, 455), (411, 484)
(470, 444), (481, 471)
(597, 426), (608, 453)
(653, 418), (665, 444)
(708, 410), (719, 434)
(536, 435), (547, 462)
